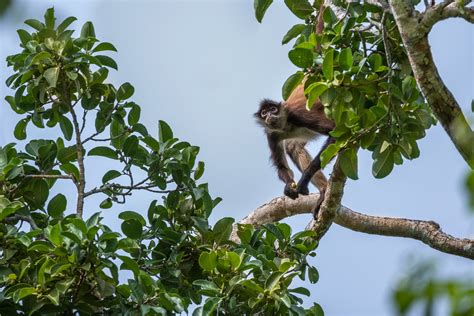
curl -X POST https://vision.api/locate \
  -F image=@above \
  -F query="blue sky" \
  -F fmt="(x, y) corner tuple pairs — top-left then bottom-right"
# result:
(0, 1), (472, 315)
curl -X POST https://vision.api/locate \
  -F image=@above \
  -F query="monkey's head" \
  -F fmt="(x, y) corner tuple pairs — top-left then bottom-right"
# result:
(255, 99), (286, 131)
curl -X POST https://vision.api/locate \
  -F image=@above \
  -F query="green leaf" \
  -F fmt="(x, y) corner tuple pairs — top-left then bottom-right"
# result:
(121, 219), (143, 239)
(282, 24), (305, 45)
(44, 67), (60, 88)
(308, 266), (319, 283)
(305, 82), (328, 110)
(110, 118), (125, 150)
(158, 120), (173, 142)
(88, 146), (118, 159)
(320, 143), (339, 167)
(59, 116), (73, 141)
(14, 118), (28, 140)
(240, 280), (264, 293)
(17, 29), (32, 46)
(81, 21), (95, 38)
(57, 16), (77, 33)
(57, 146), (78, 163)
(202, 297), (221, 315)
(123, 135), (139, 157)
(368, 53), (382, 71)
(282, 71), (304, 100)
(289, 287), (311, 296)
(119, 211), (146, 226)
(49, 223), (62, 246)
(14, 287), (36, 302)
(339, 148), (358, 180)
(265, 272), (283, 293)
(254, 0), (274, 23)
(339, 48), (353, 71)
(44, 8), (55, 29)
(92, 42), (118, 53)
(117, 82), (134, 101)
(127, 103), (141, 125)
(288, 48), (314, 68)
(264, 224), (285, 241)
(118, 255), (140, 276)
(102, 170), (121, 183)
(193, 280), (220, 296)
(194, 161), (205, 180)
(213, 217), (234, 245)
(199, 251), (218, 271)
(284, 0), (313, 19)
(0, 201), (22, 221)
(322, 49), (334, 80)
(372, 146), (394, 178)
(310, 303), (325, 316)
(24, 19), (45, 31)
(100, 198), (113, 209)
(96, 55), (118, 70)
(47, 193), (67, 218)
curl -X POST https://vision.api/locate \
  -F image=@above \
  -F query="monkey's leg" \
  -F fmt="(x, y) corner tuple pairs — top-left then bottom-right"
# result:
(295, 136), (335, 199)
(286, 140), (328, 218)
(285, 140), (328, 191)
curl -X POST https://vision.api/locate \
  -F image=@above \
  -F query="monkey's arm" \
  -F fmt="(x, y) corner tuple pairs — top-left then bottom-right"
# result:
(267, 133), (298, 199)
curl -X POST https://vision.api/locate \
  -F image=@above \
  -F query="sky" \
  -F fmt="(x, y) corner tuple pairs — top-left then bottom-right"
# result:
(0, 1), (473, 315)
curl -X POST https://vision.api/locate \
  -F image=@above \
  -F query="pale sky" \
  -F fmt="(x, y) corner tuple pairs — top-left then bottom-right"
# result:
(0, 1), (473, 315)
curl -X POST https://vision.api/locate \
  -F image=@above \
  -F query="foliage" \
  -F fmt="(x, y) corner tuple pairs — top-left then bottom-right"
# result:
(255, 0), (436, 180)
(392, 261), (474, 316)
(0, 8), (324, 315)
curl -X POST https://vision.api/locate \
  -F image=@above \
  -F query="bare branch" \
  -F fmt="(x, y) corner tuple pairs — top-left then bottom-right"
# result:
(4, 214), (39, 230)
(25, 174), (73, 180)
(389, 0), (474, 168)
(231, 194), (474, 260)
(69, 102), (86, 218)
(421, 2), (474, 33)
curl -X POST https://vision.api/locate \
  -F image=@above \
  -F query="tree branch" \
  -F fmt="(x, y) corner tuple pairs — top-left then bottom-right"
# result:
(24, 174), (73, 180)
(4, 214), (39, 230)
(306, 157), (346, 241)
(388, 0), (474, 168)
(231, 136), (474, 260)
(231, 194), (474, 260)
(69, 103), (86, 218)
(421, 1), (474, 33)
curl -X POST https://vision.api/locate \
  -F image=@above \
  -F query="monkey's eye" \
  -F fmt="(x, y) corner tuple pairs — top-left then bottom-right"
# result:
(270, 107), (278, 113)
(261, 110), (267, 117)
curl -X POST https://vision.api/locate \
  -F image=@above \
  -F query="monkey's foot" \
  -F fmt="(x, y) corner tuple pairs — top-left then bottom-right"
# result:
(296, 183), (309, 196)
(284, 182), (299, 199)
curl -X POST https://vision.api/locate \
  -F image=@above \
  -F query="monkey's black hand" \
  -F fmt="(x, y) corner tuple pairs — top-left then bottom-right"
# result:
(296, 183), (309, 196)
(284, 182), (299, 200)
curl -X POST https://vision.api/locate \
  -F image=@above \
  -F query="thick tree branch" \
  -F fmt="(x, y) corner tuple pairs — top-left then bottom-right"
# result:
(231, 194), (474, 260)
(306, 157), (346, 241)
(231, 138), (474, 259)
(421, 2), (474, 33)
(388, 0), (474, 168)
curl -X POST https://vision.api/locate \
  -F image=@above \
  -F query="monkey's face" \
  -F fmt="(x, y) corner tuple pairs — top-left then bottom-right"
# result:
(256, 100), (285, 130)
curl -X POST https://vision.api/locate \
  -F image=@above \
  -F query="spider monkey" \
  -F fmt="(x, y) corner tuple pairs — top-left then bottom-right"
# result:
(255, 84), (335, 218)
